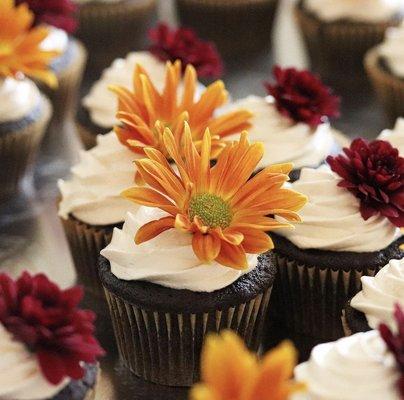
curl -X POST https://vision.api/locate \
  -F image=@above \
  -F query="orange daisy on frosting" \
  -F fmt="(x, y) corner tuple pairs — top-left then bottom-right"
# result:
(190, 330), (305, 400)
(110, 60), (252, 158)
(0, 0), (58, 87)
(122, 123), (307, 269)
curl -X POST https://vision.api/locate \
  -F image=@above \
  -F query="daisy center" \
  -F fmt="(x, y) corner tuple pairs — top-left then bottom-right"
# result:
(189, 193), (232, 229)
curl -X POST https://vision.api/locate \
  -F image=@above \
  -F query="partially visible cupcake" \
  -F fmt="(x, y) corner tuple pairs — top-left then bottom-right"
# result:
(99, 127), (307, 386)
(77, 22), (223, 149)
(379, 118), (404, 154)
(74, 0), (157, 76)
(0, 271), (104, 400)
(267, 138), (403, 357)
(296, 0), (403, 81)
(225, 66), (340, 181)
(0, 0), (56, 200)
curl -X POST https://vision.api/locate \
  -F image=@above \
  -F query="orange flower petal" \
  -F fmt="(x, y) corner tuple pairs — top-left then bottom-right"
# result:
(135, 216), (175, 244)
(215, 241), (248, 270)
(237, 228), (274, 254)
(192, 232), (221, 263)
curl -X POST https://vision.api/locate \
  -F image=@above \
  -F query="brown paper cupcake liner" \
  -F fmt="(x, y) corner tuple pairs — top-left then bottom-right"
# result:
(365, 46), (404, 125)
(0, 95), (51, 200)
(76, 122), (98, 150)
(104, 285), (272, 386)
(341, 311), (353, 337)
(175, 0), (279, 59)
(76, 0), (157, 75)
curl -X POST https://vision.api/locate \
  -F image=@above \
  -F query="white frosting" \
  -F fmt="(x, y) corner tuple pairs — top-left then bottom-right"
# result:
(58, 131), (140, 226)
(225, 96), (335, 170)
(379, 118), (404, 155)
(0, 78), (41, 123)
(294, 331), (401, 400)
(277, 166), (400, 252)
(0, 323), (68, 400)
(379, 21), (404, 78)
(351, 258), (404, 329)
(304, 0), (403, 23)
(101, 207), (258, 292)
(40, 26), (69, 53)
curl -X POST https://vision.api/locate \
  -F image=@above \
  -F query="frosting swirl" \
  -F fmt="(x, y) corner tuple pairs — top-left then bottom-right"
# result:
(277, 166), (400, 252)
(294, 331), (401, 400)
(351, 258), (404, 329)
(0, 323), (68, 400)
(225, 96), (335, 170)
(40, 26), (69, 53)
(379, 22), (404, 78)
(58, 131), (140, 226)
(304, 0), (403, 23)
(100, 207), (257, 292)
(378, 118), (404, 154)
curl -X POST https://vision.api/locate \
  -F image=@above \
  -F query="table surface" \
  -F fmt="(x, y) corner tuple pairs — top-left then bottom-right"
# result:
(0, 1), (391, 399)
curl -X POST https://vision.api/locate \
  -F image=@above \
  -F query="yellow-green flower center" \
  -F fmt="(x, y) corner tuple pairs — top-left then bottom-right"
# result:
(189, 193), (232, 229)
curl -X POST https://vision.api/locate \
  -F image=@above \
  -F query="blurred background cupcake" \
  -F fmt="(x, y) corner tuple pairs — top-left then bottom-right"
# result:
(175, 0), (280, 60)
(74, 0), (158, 77)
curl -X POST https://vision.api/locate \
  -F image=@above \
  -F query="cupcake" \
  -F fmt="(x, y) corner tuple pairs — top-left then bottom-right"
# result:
(344, 258), (404, 335)
(294, 308), (404, 400)
(225, 66), (340, 181)
(0, 271), (104, 400)
(77, 22), (223, 149)
(379, 118), (404, 153)
(99, 127), (307, 386)
(366, 23), (404, 125)
(74, 0), (157, 76)
(267, 138), (403, 357)
(175, 0), (279, 59)
(61, 61), (249, 297)
(296, 0), (403, 83)
(0, 1), (57, 200)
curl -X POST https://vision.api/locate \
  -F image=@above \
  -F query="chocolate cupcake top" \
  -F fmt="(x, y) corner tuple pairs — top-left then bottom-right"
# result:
(379, 21), (404, 78)
(379, 118), (404, 154)
(351, 258), (404, 329)
(304, 0), (403, 23)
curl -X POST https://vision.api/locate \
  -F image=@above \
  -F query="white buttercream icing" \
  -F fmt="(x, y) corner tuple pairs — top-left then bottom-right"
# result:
(277, 166), (400, 252)
(0, 323), (68, 400)
(101, 207), (258, 292)
(304, 0), (403, 23)
(351, 258), (404, 329)
(40, 26), (69, 53)
(379, 21), (404, 78)
(0, 78), (41, 123)
(225, 96), (335, 170)
(58, 131), (140, 226)
(294, 331), (401, 400)
(379, 118), (404, 154)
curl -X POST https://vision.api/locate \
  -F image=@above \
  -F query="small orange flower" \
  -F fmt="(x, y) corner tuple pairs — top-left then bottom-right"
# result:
(0, 0), (58, 87)
(122, 123), (307, 269)
(110, 60), (252, 158)
(190, 331), (306, 400)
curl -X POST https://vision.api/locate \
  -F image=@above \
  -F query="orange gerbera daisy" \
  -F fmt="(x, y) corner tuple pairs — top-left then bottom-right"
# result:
(110, 60), (252, 158)
(190, 331), (305, 400)
(122, 123), (307, 269)
(0, 0), (58, 87)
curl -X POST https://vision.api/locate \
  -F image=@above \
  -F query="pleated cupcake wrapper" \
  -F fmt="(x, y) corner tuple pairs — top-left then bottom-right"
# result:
(103, 286), (272, 387)
(295, 5), (393, 79)
(365, 47), (404, 125)
(76, 122), (98, 150)
(76, 0), (157, 75)
(341, 311), (353, 337)
(175, 0), (279, 58)
(0, 96), (51, 201)
(61, 215), (114, 299)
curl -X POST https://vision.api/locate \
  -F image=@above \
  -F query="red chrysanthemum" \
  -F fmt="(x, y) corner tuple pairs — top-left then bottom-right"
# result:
(264, 66), (340, 127)
(148, 22), (223, 79)
(0, 271), (104, 385)
(15, 0), (77, 33)
(379, 303), (404, 398)
(327, 139), (404, 227)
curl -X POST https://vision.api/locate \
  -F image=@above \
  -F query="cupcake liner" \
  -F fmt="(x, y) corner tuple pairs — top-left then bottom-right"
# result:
(0, 95), (51, 201)
(76, 0), (157, 76)
(341, 311), (353, 337)
(365, 47), (404, 126)
(175, 0), (279, 59)
(76, 122), (99, 150)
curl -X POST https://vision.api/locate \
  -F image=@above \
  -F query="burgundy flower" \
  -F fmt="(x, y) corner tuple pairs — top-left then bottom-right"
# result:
(16, 0), (77, 34)
(379, 303), (404, 398)
(327, 139), (404, 227)
(148, 22), (223, 79)
(0, 272), (104, 385)
(264, 66), (340, 127)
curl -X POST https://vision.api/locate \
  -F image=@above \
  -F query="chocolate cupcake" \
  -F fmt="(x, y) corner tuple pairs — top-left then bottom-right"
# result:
(266, 138), (404, 358)
(74, 0), (157, 76)
(296, 0), (402, 83)
(99, 127), (307, 386)
(0, 271), (104, 400)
